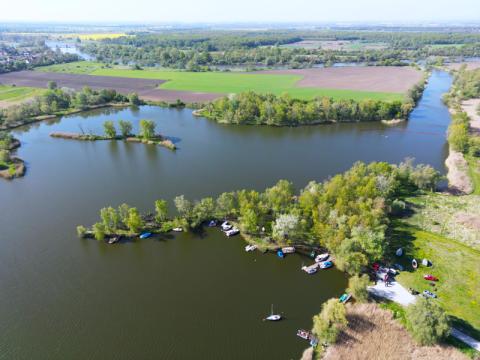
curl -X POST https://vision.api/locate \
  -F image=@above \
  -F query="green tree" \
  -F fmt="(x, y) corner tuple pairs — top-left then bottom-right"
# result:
(347, 274), (370, 303)
(92, 222), (105, 241)
(154, 199), (168, 223)
(272, 213), (302, 243)
(118, 120), (133, 137)
(312, 298), (348, 346)
(128, 92), (141, 105)
(174, 195), (193, 222)
(139, 119), (155, 140)
(215, 192), (237, 219)
(103, 121), (117, 138)
(0, 150), (10, 164)
(47, 81), (57, 90)
(126, 207), (143, 233)
(406, 298), (450, 345)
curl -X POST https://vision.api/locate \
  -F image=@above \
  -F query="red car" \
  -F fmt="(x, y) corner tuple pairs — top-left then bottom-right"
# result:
(424, 274), (438, 281)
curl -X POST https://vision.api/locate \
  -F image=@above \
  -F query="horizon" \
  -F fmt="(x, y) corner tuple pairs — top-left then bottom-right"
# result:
(1, 0), (480, 24)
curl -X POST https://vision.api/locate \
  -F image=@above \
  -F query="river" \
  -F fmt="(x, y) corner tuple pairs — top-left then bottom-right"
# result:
(0, 70), (452, 359)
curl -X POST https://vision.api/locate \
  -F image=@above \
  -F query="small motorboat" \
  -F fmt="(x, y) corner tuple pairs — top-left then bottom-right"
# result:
(282, 246), (295, 254)
(424, 274), (438, 281)
(315, 253), (329, 263)
(245, 244), (257, 252)
(296, 329), (310, 340)
(221, 221), (233, 231)
(339, 293), (351, 304)
(422, 290), (437, 299)
(208, 220), (217, 227)
(107, 236), (119, 244)
(412, 259), (418, 269)
(277, 250), (285, 258)
(172, 227), (183, 232)
(264, 304), (282, 321)
(319, 261), (333, 269)
(225, 227), (239, 237)
(301, 264), (318, 274)
(139, 232), (152, 239)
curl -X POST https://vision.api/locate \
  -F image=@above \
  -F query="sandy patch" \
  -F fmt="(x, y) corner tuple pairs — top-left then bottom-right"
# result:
(455, 212), (480, 231)
(461, 98), (480, 134)
(321, 303), (468, 360)
(445, 148), (474, 194)
(447, 61), (480, 71)
(256, 66), (423, 93)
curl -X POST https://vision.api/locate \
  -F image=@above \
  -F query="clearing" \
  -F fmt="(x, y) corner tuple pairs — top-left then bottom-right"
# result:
(0, 85), (44, 109)
(320, 303), (468, 360)
(32, 61), (418, 102)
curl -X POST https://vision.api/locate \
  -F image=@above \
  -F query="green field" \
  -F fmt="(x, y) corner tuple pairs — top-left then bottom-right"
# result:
(36, 61), (404, 101)
(0, 85), (44, 102)
(388, 221), (480, 335)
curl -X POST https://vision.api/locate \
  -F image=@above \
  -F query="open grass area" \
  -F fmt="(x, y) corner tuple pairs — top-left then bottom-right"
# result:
(60, 33), (129, 40)
(0, 85), (44, 102)
(388, 221), (480, 335)
(466, 155), (480, 194)
(35, 61), (404, 101)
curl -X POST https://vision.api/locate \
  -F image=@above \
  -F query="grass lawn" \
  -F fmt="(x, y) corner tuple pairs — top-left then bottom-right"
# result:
(0, 85), (44, 102)
(387, 221), (480, 335)
(466, 155), (480, 195)
(36, 61), (404, 101)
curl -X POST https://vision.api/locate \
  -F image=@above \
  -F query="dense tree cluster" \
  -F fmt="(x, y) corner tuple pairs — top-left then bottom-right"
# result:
(79, 30), (480, 69)
(405, 298), (450, 345)
(0, 86), (140, 129)
(201, 92), (412, 126)
(83, 160), (440, 275)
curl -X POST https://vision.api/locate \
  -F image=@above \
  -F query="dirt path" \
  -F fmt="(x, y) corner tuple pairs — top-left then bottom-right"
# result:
(461, 98), (480, 135)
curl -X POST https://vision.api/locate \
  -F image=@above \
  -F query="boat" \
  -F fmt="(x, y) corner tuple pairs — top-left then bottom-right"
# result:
(339, 293), (351, 304)
(277, 250), (285, 258)
(139, 232), (152, 239)
(225, 227), (239, 237)
(422, 290), (437, 299)
(315, 253), (329, 263)
(319, 261), (333, 269)
(221, 221), (232, 231)
(423, 274), (438, 281)
(296, 329), (310, 340)
(282, 246), (295, 254)
(172, 227), (183, 232)
(396, 248), (403, 256)
(208, 220), (217, 227)
(302, 264), (318, 274)
(309, 336), (319, 347)
(412, 259), (418, 269)
(264, 304), (281, 321)
(107, 236), (119, 244)
(245, 244), (257, 252)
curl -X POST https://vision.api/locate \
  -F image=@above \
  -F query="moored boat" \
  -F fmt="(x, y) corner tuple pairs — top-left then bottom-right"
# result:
(245, 244), (257, 252)
(107, 236), (119, 244)
(221, 221), (233, 231)
(281, 246), (295, 254)
(139, 232), (152, 239)
(301, 263), (319, 274)
(225, 227), (239, 237)
(264, 304), (282, 321)
(172, 227), (183, 232)
(208, 220), (217, 227)
(315, 253), (329, 263)
(277, 250), (285, 258)
(296, 329), (310, 340)
(319, 260), (333, 269)
(339, 293), (351, 304)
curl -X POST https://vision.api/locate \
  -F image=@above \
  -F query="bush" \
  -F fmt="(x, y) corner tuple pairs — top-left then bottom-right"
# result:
(405, 297), (450, 345)
(347, 274), (370, 303)
(76, 225), (87, 238)
(312, 298), (348, 346)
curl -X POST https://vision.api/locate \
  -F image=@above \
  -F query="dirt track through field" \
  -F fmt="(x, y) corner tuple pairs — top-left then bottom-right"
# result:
(0, 71), (222, 103)
(256, 66), (423, 93)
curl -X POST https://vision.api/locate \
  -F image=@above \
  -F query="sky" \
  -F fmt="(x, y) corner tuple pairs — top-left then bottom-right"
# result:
(1, 0), (479, 23)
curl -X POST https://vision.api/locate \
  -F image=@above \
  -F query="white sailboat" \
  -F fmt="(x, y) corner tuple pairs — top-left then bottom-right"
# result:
(264, 304), (282, 321)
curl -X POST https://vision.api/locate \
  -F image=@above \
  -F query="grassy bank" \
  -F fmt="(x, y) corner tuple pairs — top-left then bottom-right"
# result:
(388, 221), (480, 335)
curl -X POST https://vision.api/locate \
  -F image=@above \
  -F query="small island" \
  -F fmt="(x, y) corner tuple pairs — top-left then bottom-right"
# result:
(0, 132), (25, 179)
(50, 119), (176, 151)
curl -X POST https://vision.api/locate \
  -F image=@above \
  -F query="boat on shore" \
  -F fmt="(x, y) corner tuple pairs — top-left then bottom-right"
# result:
(245, 244), (257, 252)
(281, 246), (295, 254)
(172, 227), (183, 232)
(208, 220), (217, 227)
(339, 293), (351, 304)
(412, 259), (418, 269)
(315, 253), (329, 263)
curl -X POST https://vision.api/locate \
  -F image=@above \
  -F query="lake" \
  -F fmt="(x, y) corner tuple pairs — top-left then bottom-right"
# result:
(0, 70), (452, 359)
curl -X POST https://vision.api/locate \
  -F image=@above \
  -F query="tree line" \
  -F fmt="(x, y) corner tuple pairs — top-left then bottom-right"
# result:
(199, 88), (424, 126)
(0, 83), (142, 129)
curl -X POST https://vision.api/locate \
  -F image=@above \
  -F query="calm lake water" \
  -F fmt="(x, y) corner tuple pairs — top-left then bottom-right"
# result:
(0, 70), (452, 359)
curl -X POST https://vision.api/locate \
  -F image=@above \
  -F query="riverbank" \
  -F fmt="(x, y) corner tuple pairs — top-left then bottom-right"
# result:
(50, 132), (176, 151)
(0, 135), (25, 180)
